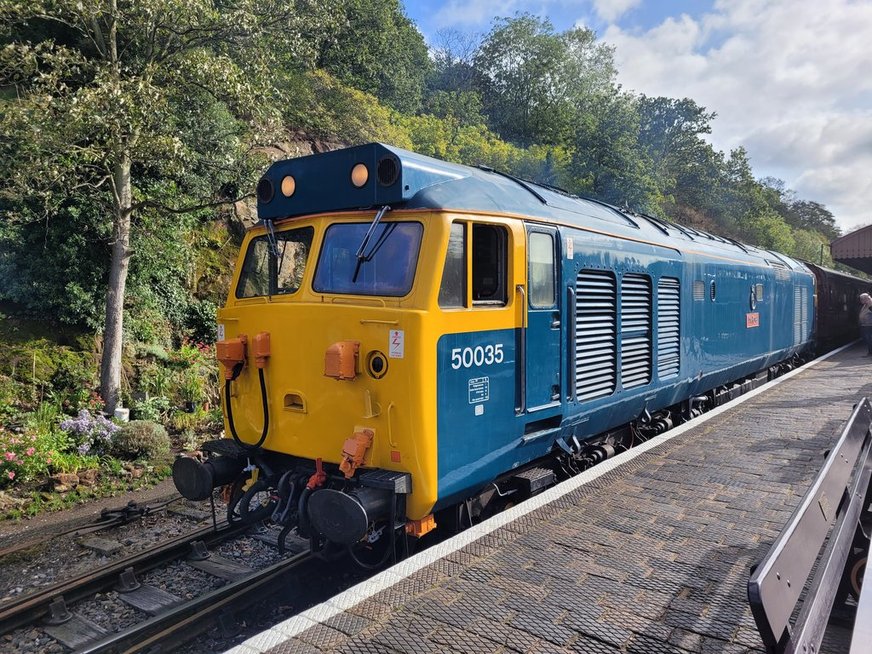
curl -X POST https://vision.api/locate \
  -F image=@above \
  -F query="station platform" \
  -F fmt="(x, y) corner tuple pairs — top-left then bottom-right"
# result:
(228, 343), (870, 654)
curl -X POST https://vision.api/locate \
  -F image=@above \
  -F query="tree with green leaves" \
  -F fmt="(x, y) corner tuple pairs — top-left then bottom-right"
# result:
(785, 200), (840, 241)
(0, 0), (336, 413)
(474, 13), (616, 147)
(569, 90), (657, 210)
(317, 0), (431, 114)
(637, 96), (716, 196)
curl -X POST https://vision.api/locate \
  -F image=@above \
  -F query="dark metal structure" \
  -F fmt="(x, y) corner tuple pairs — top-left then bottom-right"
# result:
(804, 262), (870, 350)
(748, 398), (872, 654)
(831, 225), (872, 275)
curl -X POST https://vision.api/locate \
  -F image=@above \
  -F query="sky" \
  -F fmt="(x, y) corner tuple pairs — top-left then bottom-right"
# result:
(404, 0), (872, 233)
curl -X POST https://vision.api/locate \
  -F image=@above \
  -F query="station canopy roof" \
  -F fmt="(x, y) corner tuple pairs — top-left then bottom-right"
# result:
(831, 224), (872, 275)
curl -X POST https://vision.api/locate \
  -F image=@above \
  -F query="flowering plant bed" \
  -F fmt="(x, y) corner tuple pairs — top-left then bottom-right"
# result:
(0, 405), (173, 520)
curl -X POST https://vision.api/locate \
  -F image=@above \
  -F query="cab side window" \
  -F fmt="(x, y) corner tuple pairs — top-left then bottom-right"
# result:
(529, 232), (555, 307)
(472, 224), (507, 305)
(438, 222), (508, 308)
(438, 223), (465, 308)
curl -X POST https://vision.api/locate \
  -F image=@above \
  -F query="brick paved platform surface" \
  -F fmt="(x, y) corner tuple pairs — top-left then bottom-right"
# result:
(230, 345), (870, 654)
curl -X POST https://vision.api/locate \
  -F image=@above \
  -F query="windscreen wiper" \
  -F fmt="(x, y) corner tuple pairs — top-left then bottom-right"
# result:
(353, 205), (391, 283)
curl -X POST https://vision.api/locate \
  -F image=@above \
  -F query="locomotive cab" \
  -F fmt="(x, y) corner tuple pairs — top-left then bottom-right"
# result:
(173, 144), (488, 557)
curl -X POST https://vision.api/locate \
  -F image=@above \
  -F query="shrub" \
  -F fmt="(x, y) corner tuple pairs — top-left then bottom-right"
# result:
(60, 409), (118, 455)
(1, 426), (41, 486)
(169, 405), (222, 434)
(113, 421), (171, 461)
(130, 395), (171, 422)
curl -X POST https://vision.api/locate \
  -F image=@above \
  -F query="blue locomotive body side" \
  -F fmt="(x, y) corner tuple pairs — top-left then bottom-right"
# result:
(435, 221), (814, 510)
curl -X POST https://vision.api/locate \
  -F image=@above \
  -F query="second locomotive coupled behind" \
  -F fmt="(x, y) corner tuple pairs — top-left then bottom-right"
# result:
(173, 143), (864, 563)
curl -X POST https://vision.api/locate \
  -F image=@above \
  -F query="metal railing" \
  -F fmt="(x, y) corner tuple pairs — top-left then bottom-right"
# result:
(748, 398), (872, 654)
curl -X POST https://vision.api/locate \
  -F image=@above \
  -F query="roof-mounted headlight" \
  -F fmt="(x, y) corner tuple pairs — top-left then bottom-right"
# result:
(351, 163), (369, 188)
(377, 155), (399, 186)
(281, 175), (296, 197)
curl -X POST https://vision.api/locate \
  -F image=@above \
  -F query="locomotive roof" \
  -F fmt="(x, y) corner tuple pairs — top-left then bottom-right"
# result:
(256, 142), (807, 272)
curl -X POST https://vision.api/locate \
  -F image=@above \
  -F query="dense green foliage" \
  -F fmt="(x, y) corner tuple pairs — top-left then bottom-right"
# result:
(0, 2), (856, 513)
(0, 6), (844, 347)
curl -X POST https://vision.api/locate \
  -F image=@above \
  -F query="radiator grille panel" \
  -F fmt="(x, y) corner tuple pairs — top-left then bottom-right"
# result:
(575, 271), (616, 400)
(794, 286), (802, 345)
(621, 274), (652, 389)
(799, 287), (809, 343)
(657, 277), (681, 379)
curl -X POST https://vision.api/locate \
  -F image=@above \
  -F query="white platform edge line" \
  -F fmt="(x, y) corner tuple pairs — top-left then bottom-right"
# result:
(231, 342), (854, 653)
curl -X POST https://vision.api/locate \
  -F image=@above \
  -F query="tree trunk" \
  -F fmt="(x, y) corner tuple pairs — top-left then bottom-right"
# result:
(100, 153), (132, 415)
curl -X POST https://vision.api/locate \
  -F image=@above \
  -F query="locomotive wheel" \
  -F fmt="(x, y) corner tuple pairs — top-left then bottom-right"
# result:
(849, 553), (866, 599)
(238, 479), (277, 524)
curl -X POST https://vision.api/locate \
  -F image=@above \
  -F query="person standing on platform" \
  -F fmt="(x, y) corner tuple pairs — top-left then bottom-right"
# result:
(859, 293), (872, 356)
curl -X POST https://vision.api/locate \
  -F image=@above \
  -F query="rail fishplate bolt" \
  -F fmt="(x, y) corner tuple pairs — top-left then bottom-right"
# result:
(188, 540), (211, 561)
(44, 596), (72, 625)
(115, 566), (141, 593)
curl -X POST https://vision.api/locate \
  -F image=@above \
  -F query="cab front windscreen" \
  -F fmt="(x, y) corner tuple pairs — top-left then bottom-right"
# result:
(235, 227), (314, 298)
(313, 221), (423, 297)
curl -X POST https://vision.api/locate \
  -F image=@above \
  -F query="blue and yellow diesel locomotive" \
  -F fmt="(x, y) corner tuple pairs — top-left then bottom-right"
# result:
(174, 143), (829, 559)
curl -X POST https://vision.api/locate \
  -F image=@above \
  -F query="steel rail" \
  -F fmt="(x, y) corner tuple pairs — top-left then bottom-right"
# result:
(0, 521), (246, 636)
(77, 551), (313, 654)
(0, 496), (182, 560)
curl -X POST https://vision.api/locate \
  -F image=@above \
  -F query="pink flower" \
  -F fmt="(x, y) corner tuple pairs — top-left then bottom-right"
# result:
(25, 447), (35, 456)
(46, 458), (52, 465)
(4, 452), (14, 461)
(6, 471), (14, 480)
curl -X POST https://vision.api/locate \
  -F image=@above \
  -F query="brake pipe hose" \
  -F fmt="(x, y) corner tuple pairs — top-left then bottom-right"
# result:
(225, 366), (269, 451)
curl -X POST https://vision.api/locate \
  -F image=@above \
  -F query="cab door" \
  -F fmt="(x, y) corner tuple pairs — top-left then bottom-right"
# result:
(524, 226), (561, 412)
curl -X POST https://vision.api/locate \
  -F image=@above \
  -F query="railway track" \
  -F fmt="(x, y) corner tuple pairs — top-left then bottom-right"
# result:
(0, 519), (299, 653)
(0, 496), (182, 561)
(78, 549), (313, 654)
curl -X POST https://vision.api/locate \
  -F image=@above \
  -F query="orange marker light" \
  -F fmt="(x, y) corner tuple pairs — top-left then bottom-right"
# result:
(281, 175), (296, 197)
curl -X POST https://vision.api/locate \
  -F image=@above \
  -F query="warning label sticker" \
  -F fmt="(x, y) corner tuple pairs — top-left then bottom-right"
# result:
(389, 330), (404, 358)
(746, 312), (760, 328)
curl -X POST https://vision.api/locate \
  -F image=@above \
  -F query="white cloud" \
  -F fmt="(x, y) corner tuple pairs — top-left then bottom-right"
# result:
(431, 0), (523, 29)
(601, 0), (872, 230)
(592, 0), (642, 23)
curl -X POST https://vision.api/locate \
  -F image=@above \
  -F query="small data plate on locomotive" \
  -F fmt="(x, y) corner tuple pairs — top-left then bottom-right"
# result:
(468, 377), (490, 404)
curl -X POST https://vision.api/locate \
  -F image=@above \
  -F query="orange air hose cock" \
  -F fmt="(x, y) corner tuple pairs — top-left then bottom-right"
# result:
(217, 335), (247, 380)
(339, 428), (374, 478)
(307, 458), (327, 490)
(253, 332), (271, 369)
